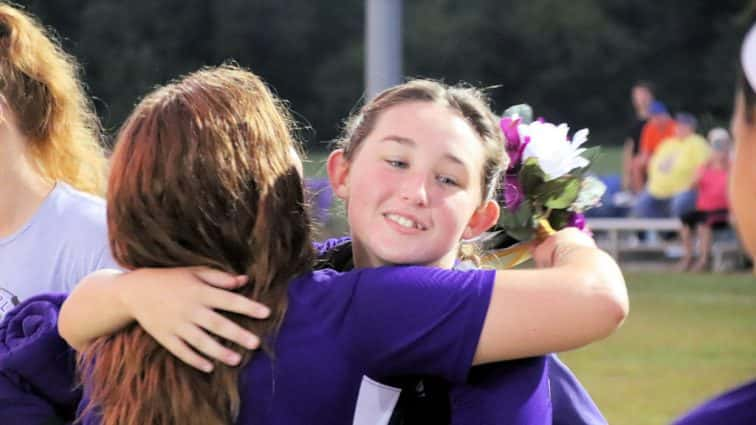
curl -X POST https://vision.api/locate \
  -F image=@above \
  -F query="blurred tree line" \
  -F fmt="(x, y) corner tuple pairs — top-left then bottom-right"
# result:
(17, 0), (752, 149)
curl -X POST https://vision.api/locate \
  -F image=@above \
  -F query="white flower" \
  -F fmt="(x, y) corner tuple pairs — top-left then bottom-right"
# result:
(520, 121), (589, 180)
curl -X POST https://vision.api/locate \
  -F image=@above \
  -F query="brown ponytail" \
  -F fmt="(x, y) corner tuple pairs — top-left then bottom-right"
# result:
(78, 65), (314, 425)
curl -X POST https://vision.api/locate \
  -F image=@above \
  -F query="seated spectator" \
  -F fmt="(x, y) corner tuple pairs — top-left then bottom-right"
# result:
(614, 100), (676, 210)
(677, 128), (732, 271)
(632, 112), (710, 220)
(639, 100), (677, 159)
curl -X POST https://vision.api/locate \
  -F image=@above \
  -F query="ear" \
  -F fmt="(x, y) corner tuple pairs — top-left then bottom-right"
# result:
(462, 199), (500, 240)
(326, 149), (351, 201)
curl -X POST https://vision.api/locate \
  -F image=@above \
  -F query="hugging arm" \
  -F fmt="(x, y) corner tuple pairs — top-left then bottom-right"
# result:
(342, 229), (627, 382)
(58, 239), (352, 371)
(60, 229), (627, 376)
(58, 268), (269, 372)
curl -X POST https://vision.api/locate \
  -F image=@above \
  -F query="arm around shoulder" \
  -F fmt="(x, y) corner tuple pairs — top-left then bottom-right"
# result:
(58, 268), (134, 350)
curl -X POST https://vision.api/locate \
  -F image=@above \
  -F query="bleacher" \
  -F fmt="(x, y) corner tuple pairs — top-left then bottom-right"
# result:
(588, 217), (748, 272)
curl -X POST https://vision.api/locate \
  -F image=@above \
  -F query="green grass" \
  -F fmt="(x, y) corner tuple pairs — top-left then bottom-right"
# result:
(590, 145), (622, 176)
(559, 272), (756, 425)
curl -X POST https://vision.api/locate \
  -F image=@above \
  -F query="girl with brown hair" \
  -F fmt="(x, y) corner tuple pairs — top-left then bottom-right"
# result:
(56, 65), (626, 425)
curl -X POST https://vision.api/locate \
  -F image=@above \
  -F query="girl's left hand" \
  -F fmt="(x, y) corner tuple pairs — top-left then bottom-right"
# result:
(119, 267), (270, 372)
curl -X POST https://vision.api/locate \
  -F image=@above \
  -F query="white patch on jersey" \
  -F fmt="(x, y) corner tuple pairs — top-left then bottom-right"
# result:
(352, 375), (401, 425)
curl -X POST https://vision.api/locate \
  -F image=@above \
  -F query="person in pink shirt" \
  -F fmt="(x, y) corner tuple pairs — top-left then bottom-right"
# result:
(677, 128), (732, 272)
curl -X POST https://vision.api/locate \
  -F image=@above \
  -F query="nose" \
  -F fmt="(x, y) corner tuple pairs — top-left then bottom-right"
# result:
(399, 172), (429, 206)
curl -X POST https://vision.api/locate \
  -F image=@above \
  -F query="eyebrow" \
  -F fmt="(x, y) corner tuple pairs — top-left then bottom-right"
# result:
(380, 135), (467, 167)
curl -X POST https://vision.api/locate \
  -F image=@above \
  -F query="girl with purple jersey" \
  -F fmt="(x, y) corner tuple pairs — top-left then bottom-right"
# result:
(325, 79), (606, 425)
(60, 68), (627, 424)
(59, 77), (624, 424)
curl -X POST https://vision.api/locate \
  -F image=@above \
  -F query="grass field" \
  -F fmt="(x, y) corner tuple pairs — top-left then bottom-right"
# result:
(304, 147), (755, 423)
(560, 272), (756, 425)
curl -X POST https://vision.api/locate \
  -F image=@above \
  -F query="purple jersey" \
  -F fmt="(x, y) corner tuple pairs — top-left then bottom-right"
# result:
(74, 266), (496, 424)
(317, 237), (596, 425)
(671, 379), (756, 425)
(450, 356), (551, 424)
(0, 293), (80, 425)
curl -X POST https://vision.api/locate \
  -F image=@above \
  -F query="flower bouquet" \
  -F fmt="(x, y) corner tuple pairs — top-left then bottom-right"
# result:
(481, 105), (606, 267)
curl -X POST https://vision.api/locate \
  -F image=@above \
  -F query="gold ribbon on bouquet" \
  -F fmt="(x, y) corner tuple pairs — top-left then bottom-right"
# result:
(481, 218), (556, 268)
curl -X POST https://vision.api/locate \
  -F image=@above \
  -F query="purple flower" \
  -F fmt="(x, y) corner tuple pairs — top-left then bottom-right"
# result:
(500, 117), (529, 171)
(567, 212), (586, 230)
(502, 174), (524, 211)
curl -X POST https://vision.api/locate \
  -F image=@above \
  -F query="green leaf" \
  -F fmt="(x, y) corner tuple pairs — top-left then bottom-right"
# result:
(518, 157), (546, 196)
(571, 146), (602, 176)
(581, 146), (601, 163)
(548, 209), (572, 231)
(571, 175), (607, 211)
(535, 177), (569, 203)
(544, 177), (581, 209)
(506, 226), (535, 241)
(496, 201), (534, 237)
(513, 201), (534, 227)
(496, 204), (520, 229)
(502, 104), (533, 124)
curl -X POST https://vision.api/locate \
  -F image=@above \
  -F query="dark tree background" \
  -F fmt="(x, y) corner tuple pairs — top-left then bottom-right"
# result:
(16, 0), (753, 149)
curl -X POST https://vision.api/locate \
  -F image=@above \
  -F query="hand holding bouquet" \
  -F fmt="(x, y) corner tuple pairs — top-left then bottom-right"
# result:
(482, 105), (606, 267)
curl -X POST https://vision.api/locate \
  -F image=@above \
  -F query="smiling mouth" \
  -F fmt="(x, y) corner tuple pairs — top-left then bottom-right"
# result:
(384, 213), (427, 230)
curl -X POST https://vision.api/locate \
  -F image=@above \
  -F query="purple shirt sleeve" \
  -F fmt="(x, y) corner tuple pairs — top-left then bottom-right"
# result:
(0, 370), (66, 425)
(0, 293), (79, 423)
(549, 354), (608, 425)
(671, 379), (756, 425)
(450, 356), (552, 425)
(341, 266), (495, 384)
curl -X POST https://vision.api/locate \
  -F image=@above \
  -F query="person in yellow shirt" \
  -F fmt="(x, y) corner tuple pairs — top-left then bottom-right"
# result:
(631, 112), (711, 219)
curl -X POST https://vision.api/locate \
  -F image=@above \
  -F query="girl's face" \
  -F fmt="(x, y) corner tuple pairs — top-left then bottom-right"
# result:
(729, 92), (756, 258)
(328, 101), (499, 269)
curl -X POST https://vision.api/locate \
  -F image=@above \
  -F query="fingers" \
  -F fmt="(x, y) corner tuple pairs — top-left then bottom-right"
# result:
(204, 287), (270, 319)
(161, 334), (215, 373)
(190, 267), (248, 289)
(178, 322), (245, 367)
(532, 245), (551, 268)
(187, 268), (270, 319)
(533, 228), (598, 268)
(193, 307), (261, 350)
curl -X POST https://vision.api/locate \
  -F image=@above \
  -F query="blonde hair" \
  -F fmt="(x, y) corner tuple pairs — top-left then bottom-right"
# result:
(0, 3), (106, 194)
